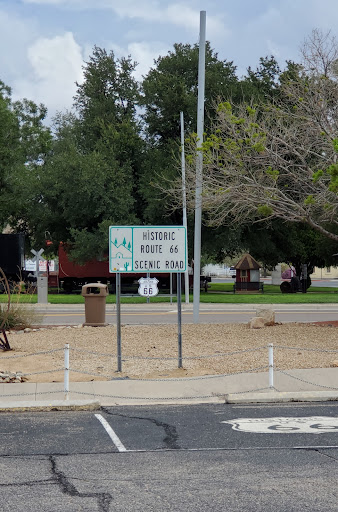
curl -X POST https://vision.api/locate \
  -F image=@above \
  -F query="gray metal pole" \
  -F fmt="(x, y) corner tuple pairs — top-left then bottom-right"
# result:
(269, 343), (274, 389)
(193, 11), (206, 323)
(170, 272), (173, 304)
(180, 111), (190, 304)
(177, 273), (183, 368)
(146, 272), (150, 304)
(64, 343), (70, 400)
(116, 272), (122, 372)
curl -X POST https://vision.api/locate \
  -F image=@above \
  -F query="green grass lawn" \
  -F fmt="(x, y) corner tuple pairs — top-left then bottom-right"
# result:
(208, 281), (338, 294)
(1, 281), (338, 304)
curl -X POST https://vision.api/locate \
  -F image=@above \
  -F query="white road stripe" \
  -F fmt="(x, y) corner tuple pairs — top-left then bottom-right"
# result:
(115, 445), (338, 453)
(95, 413), (127, 452)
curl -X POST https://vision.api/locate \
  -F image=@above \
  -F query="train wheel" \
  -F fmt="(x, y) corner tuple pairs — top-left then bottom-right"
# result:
(63, 281), (73, 294)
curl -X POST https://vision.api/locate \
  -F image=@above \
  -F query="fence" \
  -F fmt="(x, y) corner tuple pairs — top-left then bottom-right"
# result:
(0, 343), (337, 403)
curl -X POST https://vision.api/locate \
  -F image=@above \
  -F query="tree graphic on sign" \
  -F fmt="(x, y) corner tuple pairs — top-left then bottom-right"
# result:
(110, 228), (133, 272)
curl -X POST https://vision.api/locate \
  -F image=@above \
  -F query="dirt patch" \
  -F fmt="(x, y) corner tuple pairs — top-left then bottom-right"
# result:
(1, 322), (337, 383)
(310, 320), (338, 327)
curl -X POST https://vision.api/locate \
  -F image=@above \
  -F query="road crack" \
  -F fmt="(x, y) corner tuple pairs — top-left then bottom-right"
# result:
(314, 448), (338, 463)
(49, 455), (112, 512)
(101, 407), (181, 450)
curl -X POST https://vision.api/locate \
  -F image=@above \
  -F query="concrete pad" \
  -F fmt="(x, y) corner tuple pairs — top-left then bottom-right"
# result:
(35, 382), (68, 401)
(275, 367), (338, 392)
(0, 366), (336, 407)
(91, 374), (271, 406)
(91, 379), (220, 406)
(67, 381), (96, 401)
(0, 382), (37, 401)
(225, 390), (338, 404)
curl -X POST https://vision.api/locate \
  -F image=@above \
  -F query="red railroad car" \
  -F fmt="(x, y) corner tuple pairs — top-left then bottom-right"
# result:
(58, 244), (174, 293)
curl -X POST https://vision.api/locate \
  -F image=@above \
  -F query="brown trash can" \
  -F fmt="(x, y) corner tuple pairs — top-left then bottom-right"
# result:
(81, 283), (109, 326)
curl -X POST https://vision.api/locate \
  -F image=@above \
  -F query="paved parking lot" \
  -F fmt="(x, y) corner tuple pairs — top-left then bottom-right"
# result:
(0, 403), (337, 511)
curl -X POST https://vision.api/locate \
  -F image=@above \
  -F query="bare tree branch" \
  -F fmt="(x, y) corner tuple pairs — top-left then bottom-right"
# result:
(166, 30), (338, 243)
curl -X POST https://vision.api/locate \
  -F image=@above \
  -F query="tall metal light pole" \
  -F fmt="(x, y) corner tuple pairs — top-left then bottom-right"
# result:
(193, 10), (206, 323)
(180, 111), (189, 304)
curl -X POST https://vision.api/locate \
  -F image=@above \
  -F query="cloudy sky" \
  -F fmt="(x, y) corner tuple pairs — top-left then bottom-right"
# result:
(1, 0), (337, 124)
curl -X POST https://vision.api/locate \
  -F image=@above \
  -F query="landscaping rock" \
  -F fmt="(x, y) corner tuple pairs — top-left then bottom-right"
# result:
(248, 317), (266, 329)
(0, 370), (27, 383)
(256, 308), (275, 326)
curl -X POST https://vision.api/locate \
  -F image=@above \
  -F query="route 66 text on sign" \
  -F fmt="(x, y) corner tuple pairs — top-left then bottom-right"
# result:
(138, 277), (159, 297)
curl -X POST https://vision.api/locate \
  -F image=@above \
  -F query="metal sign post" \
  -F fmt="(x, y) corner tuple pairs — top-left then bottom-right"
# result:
(177, 273), (182, 368)
(170, 273), (173, 305)
(146, 272), (150, 304)
(116, 272), (122, 372)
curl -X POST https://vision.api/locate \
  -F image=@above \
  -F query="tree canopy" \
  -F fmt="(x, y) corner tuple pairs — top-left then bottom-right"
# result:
(0, 82), (52, 238)
(15, 47), (145, 260)
(2, 31), (338, 271)
(176, 30), (338, 246)
(142, 42), (239, 143)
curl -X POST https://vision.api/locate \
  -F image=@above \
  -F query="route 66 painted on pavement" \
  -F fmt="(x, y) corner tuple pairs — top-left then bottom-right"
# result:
(222, 417), (338, 434)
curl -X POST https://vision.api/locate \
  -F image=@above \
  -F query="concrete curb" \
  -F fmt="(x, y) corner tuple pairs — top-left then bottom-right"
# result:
(225, 391), (338, 404)
(0, 400), (101, 412)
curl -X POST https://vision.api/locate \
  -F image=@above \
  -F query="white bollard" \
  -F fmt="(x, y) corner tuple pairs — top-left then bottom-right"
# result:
(64, 344), (70, 400)
(268, 343), (274, 389)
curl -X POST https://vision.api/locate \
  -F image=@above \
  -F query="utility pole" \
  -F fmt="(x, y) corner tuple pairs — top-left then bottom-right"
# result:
(193, 10), (206, 323)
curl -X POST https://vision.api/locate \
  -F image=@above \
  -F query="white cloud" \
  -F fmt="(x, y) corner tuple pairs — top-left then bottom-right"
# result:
(111, 41), (169, 80)
(22, 0), (227, 37)
(22, 0), (80, 4)
(14, 32), (84, 119)
(111, 1), (226, 38)
(0, 10), (37, 81)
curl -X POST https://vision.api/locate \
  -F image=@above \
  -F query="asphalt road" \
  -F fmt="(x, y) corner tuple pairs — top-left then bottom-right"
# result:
(0, 402), (337, 511)
(36, 303), (338, 326)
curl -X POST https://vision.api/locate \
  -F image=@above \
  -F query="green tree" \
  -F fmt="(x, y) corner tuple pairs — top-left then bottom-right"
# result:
(24, 47), (144, 261)
(0, 82), (20, 227)
(142, 42), (238, 143)
(26, 112), (137, 261)
(140, 42), (240, 227)
(178, 31), (338, 245)
(74, 46), (145, 220)
(0, 82), (52, 235)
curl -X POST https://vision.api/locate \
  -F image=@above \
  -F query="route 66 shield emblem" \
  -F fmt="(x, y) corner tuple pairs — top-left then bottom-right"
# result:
(222, 417), (338, 434)
(138, 277), (159, 297)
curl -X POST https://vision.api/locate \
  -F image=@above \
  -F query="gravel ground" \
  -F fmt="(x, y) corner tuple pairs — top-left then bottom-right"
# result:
(1, 322), (338, 382)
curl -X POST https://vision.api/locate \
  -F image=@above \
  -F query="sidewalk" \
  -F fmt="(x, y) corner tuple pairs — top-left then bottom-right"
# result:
(2, 302), (338, 410)
(0, 367), (337, 410)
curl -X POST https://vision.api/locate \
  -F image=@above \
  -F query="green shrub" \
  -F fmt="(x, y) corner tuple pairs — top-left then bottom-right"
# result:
(0, 303), (39, 330)
(0, 273), (39, 330)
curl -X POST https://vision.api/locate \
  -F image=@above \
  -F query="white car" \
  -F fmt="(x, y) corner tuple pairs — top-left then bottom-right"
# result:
(229, 266), (236, 278)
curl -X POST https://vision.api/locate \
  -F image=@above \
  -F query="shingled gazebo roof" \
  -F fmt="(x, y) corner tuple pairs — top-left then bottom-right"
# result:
(234, 253), (261, 270)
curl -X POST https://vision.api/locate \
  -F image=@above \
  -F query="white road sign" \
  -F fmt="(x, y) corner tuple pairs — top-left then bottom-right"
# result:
(109, 226), (187, 273)
(138, 277), (159, 297)
(222, 417), (338, 434)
